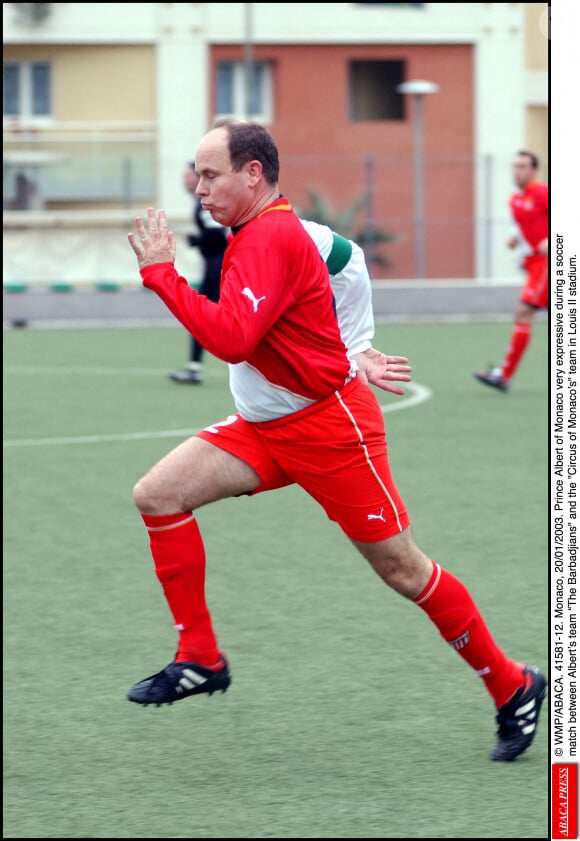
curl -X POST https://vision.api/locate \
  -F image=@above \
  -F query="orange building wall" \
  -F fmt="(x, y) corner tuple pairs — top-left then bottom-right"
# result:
(211, 43), (474, 279)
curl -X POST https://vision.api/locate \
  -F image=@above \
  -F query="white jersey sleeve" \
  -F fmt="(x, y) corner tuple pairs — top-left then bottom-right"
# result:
(300, 218), (374, 357)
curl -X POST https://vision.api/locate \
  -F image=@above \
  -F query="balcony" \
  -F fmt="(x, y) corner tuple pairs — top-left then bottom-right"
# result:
(3, 120), (156, 210)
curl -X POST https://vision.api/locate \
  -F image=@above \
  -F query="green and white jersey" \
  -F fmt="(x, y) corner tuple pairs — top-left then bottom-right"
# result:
(300, 219), (374, 359)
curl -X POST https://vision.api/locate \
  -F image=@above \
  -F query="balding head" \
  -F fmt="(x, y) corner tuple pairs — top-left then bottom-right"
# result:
(193, 121), (280, 228)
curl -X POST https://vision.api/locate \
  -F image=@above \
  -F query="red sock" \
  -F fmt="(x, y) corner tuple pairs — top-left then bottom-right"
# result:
(141, 512), (221, 667)
(415, 562), (524, 708)
(501, 322), (531, 381)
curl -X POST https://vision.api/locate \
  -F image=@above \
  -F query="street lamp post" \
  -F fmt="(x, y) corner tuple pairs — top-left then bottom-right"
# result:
(243, 3), (254, 119)
(396, 79), (439, 279)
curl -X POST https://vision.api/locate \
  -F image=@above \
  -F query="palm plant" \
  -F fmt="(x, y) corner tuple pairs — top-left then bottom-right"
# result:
(297, 189), (396, 273)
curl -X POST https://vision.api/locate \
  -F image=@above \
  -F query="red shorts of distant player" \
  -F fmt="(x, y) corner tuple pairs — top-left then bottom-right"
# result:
(520, 253), (548, 309)
(196, 376), (410, 542)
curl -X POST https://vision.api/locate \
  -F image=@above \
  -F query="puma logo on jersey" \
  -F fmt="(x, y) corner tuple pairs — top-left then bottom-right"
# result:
(242, 287), (266, 312)
(367, 509), (386, 522)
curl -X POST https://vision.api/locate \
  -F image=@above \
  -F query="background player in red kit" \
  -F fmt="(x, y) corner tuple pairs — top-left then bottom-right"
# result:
(127, 119), (545, 762)
(474, 150), (548, 391)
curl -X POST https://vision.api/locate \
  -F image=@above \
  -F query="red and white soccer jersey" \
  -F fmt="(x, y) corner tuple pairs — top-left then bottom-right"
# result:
(509, 181), (548, 309)
(141, 199), (409, 540)
(141, 198), (356, 421)
(300, 218), (375, 358)
(509, 181), (548, 253)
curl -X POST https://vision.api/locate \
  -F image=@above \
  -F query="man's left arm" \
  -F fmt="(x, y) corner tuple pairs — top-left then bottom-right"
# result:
(329, 242), (411, 395)
(351, 348), (412, 395)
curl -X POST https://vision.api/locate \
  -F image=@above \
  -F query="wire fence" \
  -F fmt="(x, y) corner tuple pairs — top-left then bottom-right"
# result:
(3, 129), (527, 282)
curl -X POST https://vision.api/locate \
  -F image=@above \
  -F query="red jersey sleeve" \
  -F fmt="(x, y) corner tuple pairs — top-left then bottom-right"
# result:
(140, 200), (351, 401)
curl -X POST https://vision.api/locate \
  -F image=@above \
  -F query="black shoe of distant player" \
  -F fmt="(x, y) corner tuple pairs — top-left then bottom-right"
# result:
(491, 665), (546, 761)
(127, 656), (231, 707)
(168, 368), (203, 384)
(474, 367), (509, 392)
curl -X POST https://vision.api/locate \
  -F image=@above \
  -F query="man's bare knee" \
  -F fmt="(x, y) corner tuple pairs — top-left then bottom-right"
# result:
(133, 476), (157, 514)
(514, 302), (535, 323)
(132, 437), (261, 516)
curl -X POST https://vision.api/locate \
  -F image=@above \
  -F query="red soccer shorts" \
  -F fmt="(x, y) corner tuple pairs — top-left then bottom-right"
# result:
(520, 253), (548, 309)
(196, 376), (410, 542)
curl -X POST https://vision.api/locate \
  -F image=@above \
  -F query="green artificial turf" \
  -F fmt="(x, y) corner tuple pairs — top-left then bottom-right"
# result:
(3, 321), (548, 838)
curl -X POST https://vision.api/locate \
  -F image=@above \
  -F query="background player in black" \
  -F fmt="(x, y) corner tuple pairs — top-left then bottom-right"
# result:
(168, 162), (228, 384)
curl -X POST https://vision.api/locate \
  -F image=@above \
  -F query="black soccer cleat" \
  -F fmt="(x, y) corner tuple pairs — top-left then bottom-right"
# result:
(474, 368), (509, 392)
(491, 665), (546, 761)
(128, 656), (231, 707)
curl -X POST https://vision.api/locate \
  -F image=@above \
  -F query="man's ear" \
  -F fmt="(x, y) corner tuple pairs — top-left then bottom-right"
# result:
(246, 160), (262, 185)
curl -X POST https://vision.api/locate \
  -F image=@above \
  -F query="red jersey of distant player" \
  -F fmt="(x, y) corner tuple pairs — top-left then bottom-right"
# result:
(509, 180), (548, 309)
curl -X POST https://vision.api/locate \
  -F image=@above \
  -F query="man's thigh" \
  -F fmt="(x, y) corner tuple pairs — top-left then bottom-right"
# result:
(140, 435), (262, 511)
(197, 414), (293, 494)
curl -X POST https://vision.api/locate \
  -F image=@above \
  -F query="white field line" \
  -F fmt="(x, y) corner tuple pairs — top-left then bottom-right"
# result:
(3, 381), (432, 448)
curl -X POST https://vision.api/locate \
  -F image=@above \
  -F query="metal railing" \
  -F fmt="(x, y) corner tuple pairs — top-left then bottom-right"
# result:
(3, 122), (156, 210)
(3, 125), (525, 282)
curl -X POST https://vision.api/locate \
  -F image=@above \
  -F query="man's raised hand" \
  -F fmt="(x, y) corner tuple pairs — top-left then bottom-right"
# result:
(128, 208), (176, 269)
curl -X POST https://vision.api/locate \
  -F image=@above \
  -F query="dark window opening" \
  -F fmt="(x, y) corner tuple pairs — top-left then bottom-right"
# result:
(349, 60), (405, 121)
